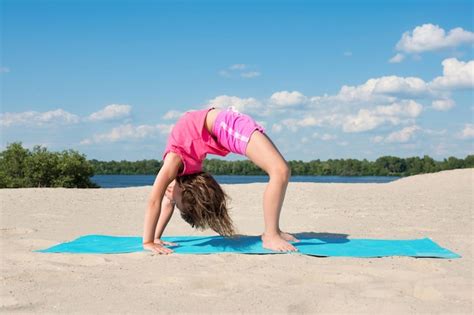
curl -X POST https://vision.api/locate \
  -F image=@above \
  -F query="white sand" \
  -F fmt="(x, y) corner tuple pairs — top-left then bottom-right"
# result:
(1, 168), (472, 314)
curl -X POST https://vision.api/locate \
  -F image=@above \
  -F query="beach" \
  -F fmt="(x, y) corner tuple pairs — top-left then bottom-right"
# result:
(1, 168), (472, 314)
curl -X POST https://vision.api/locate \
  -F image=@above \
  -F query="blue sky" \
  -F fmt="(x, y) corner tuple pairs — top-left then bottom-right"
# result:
(1, 0), (473, 162)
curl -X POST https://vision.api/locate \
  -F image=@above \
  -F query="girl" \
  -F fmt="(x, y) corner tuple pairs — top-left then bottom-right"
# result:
(142, 106), (299, 254)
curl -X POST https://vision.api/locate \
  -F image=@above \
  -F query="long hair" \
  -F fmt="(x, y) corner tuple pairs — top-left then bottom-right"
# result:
(175, 172), (236, 237)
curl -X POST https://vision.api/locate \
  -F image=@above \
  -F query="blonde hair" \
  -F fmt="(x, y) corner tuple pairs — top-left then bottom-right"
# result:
(175, 172), (236, 237)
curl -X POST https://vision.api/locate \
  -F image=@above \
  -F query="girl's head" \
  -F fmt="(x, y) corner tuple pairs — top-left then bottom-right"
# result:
(174, 172), (236, 237)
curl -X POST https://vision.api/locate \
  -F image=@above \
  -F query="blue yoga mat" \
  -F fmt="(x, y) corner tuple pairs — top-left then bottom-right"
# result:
(35, 234), (460, 258)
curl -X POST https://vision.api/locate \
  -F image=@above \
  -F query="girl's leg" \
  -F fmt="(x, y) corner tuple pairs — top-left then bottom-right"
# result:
(245, 131), (298, 252)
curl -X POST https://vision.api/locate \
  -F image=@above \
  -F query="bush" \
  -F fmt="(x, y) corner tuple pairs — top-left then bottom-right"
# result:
(0, 142), (99, 188)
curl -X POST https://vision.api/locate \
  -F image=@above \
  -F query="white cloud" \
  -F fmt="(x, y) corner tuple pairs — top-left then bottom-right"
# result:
(430, 58), (474, 90)
(87, 104), (131, 122)
(0, 66), (10, 73)
(0, 109), (80, 127)
(323, 76), (426, 105)
(270, 91), (307, 107)
(241, 71), (261, 78)
(372, 135), (384, 143)
(431, 98), (455, 111)
(229, 64), (247, 70)
(342, 100), (423, 133)
(422, 128), (447, 136)
(271, 123), (283, 133)
(80, 123), (173, 144)
(374, 100), (423, 118)
(279, 116), (324, 132)
(162, 110), (184, 120)
(459, 123), (474, 139)
(343, 109), (386, 133)
(218, 70), (231, 77)
(219, 64), (261, 79)
(343, 51), (352, 57)
(207, 57), (468, 138)
(373, 76), (428, 97)
(208, 95), (262, 113)
(280, 119), (299, 132)
(312, 133), (337, 141)
(396, 24), (474, 53)
(385, 125), (421, 143)
(373, 125), (421, 144)
(389, 53), (405, 63)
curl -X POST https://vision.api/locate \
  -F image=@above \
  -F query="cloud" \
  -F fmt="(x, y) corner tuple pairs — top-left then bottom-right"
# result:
(208, 58), (468, 137)
(229, 64), (247, 70)
(429, 58), (474, 90)
(218, 70), (231, 78)
(208, 95), (262, 113)
(80, 123), (173, 144)
(0, 66), (10, 73)
(241, 71), (261, 78)
(271, 123), (283, 133)
(343, 51), (352, 57)
(316, 75), (429, 105)
(162, 110), (184, 120)
(431, 98), (455, 111)
(87, 104), (132, 122)
(280, 116), (324, 132)
(373, 125), (421, 143)
(385, 125), (421, 143)
(395, 24), (474, 54)
(342, 100), (423, 133)
(219, 64), (261, 79)
(389, 53), (405, 63)
(312, 133), (338, 141)
(422, 128), (447, 136)
(0, 109), (80, 127)
(373, 76), (429, 97)
(458, 123), (474, 139)
(342, 109), (386, 133)
(270, 91), (307, 107)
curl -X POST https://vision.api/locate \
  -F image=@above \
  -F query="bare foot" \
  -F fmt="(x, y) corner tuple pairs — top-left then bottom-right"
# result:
(261, 233), (298, 252)
(279, 231), (300, 242)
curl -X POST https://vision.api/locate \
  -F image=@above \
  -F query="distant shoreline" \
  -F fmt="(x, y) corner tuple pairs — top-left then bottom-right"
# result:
(90, 174), (401, 188)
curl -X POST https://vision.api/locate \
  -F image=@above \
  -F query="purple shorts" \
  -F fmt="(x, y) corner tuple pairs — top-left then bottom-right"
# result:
(212, 107), (265, 156)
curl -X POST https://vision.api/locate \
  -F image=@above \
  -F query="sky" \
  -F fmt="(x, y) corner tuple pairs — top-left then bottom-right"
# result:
(1, 0), (473, 162)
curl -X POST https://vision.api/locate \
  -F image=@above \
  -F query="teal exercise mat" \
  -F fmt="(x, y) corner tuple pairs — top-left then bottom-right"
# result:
(34, 234), (461, 258)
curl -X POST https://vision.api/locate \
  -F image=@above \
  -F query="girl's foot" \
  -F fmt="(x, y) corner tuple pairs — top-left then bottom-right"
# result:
(261, 233), (298, 252)
(279, 231), (300, 242)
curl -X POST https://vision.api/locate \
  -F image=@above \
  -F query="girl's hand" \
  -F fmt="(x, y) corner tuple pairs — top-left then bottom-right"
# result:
(143, 242), (174, 255)
(154, 238), (178, 247)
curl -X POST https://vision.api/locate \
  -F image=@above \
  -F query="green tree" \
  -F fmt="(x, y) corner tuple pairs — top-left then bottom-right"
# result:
(0, 142), (98, 188)
(24, 145), (60, 187)
(0, 142), (30, 187)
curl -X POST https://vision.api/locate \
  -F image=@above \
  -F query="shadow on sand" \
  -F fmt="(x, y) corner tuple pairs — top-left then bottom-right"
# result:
(177, 231), (350, 251)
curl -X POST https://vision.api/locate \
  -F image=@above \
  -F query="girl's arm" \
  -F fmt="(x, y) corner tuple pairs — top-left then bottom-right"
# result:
(142, 152), (181, 254)
(154, 196), (175, 239)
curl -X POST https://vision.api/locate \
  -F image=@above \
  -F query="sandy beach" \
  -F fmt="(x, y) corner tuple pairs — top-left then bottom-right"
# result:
(1, 168), (472, 314)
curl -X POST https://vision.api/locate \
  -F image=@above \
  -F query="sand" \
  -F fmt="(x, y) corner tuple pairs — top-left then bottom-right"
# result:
(1, 168), (472, 314)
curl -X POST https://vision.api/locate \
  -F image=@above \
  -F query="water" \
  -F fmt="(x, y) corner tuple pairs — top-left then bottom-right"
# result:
(91, 174), (400, 188)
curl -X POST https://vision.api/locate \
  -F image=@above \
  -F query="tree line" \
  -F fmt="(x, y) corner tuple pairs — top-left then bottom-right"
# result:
(91, 152), (474, 176)
(1, 142), (473, 188)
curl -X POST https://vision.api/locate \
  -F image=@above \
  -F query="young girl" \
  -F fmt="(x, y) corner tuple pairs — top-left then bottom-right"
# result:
(142, 106), (299, 254)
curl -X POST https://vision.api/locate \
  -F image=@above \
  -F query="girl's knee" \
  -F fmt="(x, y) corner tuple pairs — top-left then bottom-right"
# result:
(269, 162), (291, 182)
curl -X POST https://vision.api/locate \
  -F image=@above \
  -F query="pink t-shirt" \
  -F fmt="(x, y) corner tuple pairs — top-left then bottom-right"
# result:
(163, 107), (230, 176)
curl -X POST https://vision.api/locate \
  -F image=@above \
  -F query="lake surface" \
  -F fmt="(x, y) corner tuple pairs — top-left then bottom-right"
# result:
(91, 174), (400, 188)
